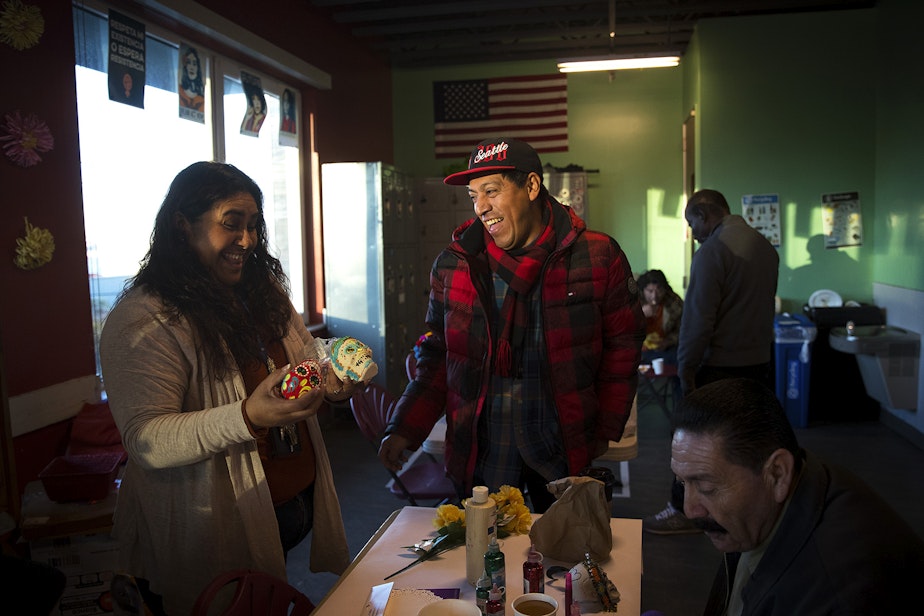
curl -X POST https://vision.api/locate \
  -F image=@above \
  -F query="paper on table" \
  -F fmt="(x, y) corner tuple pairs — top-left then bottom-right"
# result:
(383, 588), (442, 615)
(363, 582), (393, 616)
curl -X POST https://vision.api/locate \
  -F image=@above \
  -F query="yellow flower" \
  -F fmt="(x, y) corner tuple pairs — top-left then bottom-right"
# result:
(492, 484), (525, 507)
(14, 217), (54, 270)
(503, 503), (534, 535)
(0, 0), (44, 51)
(433, 503), (465, 529)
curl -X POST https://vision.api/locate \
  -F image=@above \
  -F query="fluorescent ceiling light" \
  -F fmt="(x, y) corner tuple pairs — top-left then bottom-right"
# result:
(557, 54), (681, 73)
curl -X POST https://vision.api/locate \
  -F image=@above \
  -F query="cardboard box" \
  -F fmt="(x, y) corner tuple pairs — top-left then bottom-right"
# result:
(29, 533), (119, 615)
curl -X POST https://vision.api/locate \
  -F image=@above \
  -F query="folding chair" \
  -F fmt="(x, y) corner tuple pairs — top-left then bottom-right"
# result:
(349, 381), (457, 506)
(192, 569), (314, 616)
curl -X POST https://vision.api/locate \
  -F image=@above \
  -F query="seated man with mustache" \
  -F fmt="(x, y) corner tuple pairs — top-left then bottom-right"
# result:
(670, 378), (924, 616)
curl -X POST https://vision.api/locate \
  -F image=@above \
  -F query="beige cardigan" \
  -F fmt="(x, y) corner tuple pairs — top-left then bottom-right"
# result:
(100, 288), (349, 615)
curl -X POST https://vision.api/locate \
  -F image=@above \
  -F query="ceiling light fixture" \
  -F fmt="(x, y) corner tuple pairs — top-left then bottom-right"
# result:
(557, 53), (681, 73)
(558, 0), (680, 73)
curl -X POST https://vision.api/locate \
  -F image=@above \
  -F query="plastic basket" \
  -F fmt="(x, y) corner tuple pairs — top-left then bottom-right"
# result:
(39, 453), (122, 502)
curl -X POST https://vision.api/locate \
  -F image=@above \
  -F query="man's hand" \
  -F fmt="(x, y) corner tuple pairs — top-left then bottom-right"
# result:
(378, 434), (412, 472)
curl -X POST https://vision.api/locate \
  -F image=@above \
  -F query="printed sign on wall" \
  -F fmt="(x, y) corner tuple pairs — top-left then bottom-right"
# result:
(108, 10), (145, 108)
(742, 193), (781, 247)
(821, 191), (863, 248)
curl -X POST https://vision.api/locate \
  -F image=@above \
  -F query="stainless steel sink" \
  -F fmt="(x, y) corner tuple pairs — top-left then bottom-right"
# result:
(828, 323), (920, 410)
(829, 324), (920, 356)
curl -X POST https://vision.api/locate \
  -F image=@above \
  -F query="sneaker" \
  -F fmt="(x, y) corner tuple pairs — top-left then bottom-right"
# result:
(642, 502), (701, 535)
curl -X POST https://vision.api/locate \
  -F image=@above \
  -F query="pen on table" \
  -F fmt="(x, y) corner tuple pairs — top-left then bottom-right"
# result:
(565, 571), (572, 613)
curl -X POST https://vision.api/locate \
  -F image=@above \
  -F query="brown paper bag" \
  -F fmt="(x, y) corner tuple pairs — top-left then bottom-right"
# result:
(528, 476), (613, 563)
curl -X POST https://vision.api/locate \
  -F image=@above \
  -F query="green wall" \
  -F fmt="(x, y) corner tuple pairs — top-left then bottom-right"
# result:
(873, 0), (924, 290)
(392, 61), (688, 295)
(694, 9), (878, 311)
(392, 1), (924, 310)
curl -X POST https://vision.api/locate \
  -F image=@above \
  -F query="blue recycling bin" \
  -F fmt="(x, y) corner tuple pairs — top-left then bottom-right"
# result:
(774, 313), (817, 428)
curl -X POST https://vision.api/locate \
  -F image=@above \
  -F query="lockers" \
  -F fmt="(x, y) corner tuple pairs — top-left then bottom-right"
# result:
(321, 162), (421, 394)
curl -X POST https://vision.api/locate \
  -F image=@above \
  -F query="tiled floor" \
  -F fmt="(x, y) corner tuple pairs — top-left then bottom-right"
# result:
(289, 393), (924, 614)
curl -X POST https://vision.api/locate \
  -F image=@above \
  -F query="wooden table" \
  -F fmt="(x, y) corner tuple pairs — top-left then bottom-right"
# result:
(313, 506), (642, 616)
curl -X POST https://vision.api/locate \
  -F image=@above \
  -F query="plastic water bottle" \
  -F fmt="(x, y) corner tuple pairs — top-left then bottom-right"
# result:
(465, 486), (496, 585)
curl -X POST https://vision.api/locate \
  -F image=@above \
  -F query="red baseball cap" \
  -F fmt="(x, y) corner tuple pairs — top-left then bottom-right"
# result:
(443, 138), (543, 186)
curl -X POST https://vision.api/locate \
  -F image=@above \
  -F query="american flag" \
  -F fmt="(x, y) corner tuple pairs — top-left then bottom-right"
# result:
(433, 74), (568, 159)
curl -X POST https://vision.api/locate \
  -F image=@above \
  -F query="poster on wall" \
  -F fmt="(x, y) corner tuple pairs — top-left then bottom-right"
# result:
(279, 88), (297, 147)
(741, 193), (781, 247)
(108, 10), (145, 108)
(821, 191), (863, 248)
(178, 42), (205, 123)
(240, 71), (267, 136)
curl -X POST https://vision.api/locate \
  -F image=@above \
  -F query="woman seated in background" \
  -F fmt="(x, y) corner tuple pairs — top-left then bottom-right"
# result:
(637, 269), (683, 364)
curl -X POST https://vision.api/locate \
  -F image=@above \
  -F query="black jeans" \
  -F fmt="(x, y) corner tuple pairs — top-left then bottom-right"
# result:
(522, 466), (556, 514)
(275, 483), (315, 557)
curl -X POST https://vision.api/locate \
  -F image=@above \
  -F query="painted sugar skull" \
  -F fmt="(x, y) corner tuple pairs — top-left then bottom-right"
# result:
(330, 336), (375, 382)
(280, 358), (324, 399)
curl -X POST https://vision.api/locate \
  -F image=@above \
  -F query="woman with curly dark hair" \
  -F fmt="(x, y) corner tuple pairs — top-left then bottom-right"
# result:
(100, 162), (352, 615)
(637, 268), (684, 364)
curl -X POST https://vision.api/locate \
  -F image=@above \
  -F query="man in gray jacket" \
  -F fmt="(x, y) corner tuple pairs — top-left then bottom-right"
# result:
(645, 188), (779, 534)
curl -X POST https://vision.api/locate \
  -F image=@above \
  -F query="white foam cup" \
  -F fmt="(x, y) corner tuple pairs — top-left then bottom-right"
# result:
(652, 358), (665, 375)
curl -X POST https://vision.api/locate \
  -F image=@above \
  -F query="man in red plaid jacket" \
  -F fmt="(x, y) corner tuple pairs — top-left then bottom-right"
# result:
(379, 138), (645, 512)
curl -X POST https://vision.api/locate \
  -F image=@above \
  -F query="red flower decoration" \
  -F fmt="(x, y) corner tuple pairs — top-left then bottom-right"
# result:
(0, 110), (54, 167)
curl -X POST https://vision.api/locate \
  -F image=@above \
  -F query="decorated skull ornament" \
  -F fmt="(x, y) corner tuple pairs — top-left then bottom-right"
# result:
(280, 358), (324, 399)
(329, 336), (377, 383)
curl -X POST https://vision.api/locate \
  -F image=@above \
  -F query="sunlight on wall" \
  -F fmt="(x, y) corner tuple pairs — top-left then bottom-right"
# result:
(876, 210), (924, 285)
(647, 187), (665, 218)
(887, 212), (908, 255)
(783, 199), (804, 270)
(645, 187), (687, 296)
(780, 197), (872, 310)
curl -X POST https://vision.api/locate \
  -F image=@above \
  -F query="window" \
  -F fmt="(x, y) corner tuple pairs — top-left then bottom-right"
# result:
(74, 4), (305, 374)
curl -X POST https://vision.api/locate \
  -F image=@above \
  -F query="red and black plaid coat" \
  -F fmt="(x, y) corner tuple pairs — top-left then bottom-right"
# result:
(390, 196), (645, 492)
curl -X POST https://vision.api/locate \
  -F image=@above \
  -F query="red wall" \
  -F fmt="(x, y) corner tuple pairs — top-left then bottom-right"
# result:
(1, 0), (394, 488)
(0, 0), (95, 397)
(0, 0), (394, 397)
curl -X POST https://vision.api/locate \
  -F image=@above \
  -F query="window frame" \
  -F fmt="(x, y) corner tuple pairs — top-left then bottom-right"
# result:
(74, 0), (329, 379)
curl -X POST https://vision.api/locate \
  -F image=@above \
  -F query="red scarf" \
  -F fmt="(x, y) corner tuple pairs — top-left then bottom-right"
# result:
(484, 209), (556, 377)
